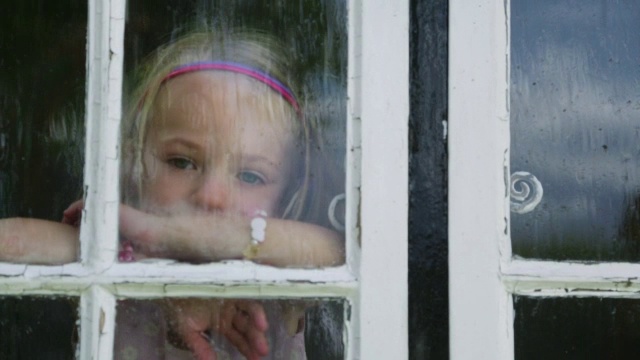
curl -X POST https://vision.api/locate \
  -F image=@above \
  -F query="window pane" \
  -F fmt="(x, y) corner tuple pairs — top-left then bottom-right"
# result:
(118, 1), (347, 267)
(0, 297), (79, 359)
(510, 0), (640, 261)
(0, 0), (86, 265)
(114, 298), (345, 359)
(514, 296), (640, 359)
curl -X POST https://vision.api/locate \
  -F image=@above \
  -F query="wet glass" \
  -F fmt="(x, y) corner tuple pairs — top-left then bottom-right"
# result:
(0, 0), (86, 264)
(514, 296), (640, 359)
(0, 296), (79, 359)
(510, 0), (640, 261)
(114, 298), (345, 359)
(118, 1), (347, 267)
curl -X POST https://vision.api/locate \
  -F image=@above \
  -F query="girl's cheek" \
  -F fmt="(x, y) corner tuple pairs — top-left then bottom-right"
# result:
(142, 176), (181, 208)
(236, 186), (288, 217)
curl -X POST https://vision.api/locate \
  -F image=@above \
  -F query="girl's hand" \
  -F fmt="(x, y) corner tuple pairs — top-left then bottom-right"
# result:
(62, 199), (84, 227)
(164, 298), (270, 360)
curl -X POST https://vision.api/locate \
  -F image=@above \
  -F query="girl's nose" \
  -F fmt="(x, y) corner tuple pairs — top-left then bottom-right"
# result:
(192, 173), (232, 212)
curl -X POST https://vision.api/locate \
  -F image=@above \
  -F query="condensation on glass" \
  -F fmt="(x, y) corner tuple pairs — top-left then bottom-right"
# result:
(510, 0), (640, 261)
(514, 296), (640, 358)
(0, 296), (79, 359)
(117, 1), (347, 267)
(114, 298), (345, 359)
(0, 0), (86, 222)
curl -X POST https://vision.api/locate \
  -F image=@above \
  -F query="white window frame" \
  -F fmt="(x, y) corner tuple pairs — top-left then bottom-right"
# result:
(449, 1), (640, 359)
(0, 0), (408, 359)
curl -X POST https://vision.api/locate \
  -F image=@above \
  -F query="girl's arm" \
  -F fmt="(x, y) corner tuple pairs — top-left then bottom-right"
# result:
(0, 218), (79, 265)
(119, 205), (345, 267)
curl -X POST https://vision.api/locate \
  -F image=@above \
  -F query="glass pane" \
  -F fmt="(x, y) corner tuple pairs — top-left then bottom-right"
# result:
(115, 298), (345, 359)
(118, 1), (347, 267)
(0, 0), (86, 264)
(514, 296), (640, 359)
(0, 296), (79, 359)
(510, 0), (640, 260)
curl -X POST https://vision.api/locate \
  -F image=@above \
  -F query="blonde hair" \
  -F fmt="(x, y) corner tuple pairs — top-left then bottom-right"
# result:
(121, 30), (313, 220)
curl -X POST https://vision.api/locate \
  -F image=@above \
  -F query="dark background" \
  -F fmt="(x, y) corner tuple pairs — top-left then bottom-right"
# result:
(409, 0), (449, 358)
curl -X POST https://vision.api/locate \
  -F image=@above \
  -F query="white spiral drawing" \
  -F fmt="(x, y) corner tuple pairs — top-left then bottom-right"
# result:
(510, 171), (543, 214)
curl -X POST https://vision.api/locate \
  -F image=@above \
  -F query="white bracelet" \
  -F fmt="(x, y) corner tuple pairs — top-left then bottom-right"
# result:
(243, 210), (267, 260)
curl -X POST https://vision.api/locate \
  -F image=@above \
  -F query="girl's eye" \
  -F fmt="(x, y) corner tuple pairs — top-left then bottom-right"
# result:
(238, 171), (266, 185)
(168, 157), (197, 170)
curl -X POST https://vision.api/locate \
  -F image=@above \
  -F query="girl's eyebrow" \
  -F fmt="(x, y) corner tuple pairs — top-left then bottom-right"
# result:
(242, 154), (282, 170)
(159, 137), (202, 149)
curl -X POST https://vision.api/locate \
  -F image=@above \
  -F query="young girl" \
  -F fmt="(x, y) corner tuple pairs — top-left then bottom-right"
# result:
(0, 29), (345, 359)
(112, 29), (345, 359)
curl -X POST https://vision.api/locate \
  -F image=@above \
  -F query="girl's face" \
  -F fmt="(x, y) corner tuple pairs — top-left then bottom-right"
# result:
(141, 72), (296, 217)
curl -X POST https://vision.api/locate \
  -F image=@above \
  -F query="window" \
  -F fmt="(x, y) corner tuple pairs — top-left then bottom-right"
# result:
(0, 0), (408, 358)
(450, 0), (640, 358)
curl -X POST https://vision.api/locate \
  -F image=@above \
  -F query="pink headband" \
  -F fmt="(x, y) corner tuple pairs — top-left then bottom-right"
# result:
(162, 61), (301, 114)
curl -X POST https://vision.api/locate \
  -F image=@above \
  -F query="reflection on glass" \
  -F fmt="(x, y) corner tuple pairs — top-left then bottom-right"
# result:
(0, 0), (86, 264)
(115, 298), (344, 359)
(514, 296), (640, 359)
(0, 297), (79, 359)
(118, 1), (347, 267)
(511, 0), (640, 260)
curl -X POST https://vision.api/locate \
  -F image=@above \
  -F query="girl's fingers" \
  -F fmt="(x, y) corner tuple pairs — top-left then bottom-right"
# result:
(224, 328), (256, 359)
(227, 301), (270, 357)
(224, 327), (268, 360)
(165, 299), (219, 358)
(181, 329), (217, 360)
(236, 301), (269, 332)
(229, 300), (268, 334)
(244, 327), (270, 357)
(61, 199), (84, 226)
